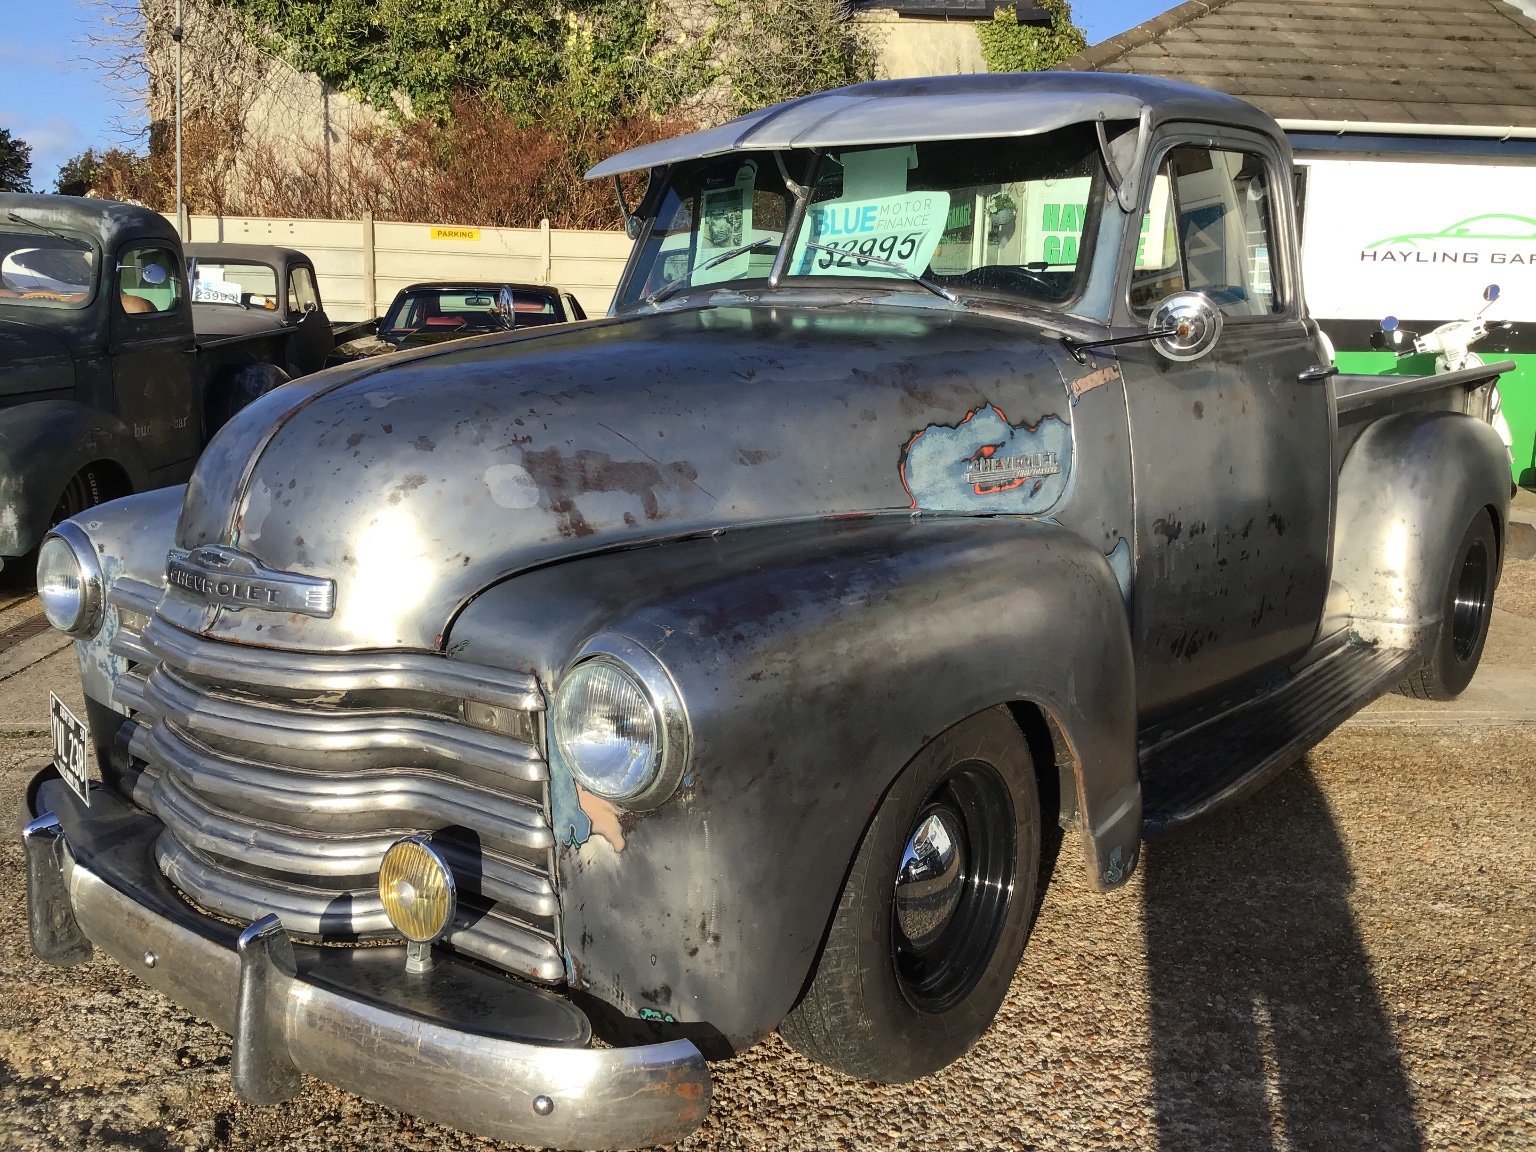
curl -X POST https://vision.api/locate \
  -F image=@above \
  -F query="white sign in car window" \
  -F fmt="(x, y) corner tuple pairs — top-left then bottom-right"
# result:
(191, 265), (243, 305)
(694, 160), (759, 285)
(1015, 175), (1173, 270)
(789, 191), (951, 279)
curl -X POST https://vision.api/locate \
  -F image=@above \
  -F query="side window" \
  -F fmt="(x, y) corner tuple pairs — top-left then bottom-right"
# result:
(288, 266), (319, 314)
(118, 246), (184, 315)
(1130, 146), (1280, 319)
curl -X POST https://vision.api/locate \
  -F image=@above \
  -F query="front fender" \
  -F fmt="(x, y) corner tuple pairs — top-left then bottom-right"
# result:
(0, 400), (150, 557)
(1333, 411), (1510, 650)
(448, 514), (1139, 1052)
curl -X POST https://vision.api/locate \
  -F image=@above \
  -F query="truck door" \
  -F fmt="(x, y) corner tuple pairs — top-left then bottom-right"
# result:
(285, 263), (330, 375)
(1116, 136), (1334, 720)
(111, 244), (200, 473)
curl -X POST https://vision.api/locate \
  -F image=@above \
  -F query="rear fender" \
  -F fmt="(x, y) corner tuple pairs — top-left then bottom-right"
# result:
(0, 400), (149, 557)
(1332, 411), (1510, 650)
(448, 514), (1139, 1050)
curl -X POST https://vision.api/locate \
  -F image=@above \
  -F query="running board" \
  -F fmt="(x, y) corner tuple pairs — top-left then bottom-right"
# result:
(1139, 642), (1417, 837)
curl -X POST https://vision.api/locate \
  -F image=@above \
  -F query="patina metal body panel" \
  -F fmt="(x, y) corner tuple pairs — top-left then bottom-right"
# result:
(19, 73), (1516, 1148)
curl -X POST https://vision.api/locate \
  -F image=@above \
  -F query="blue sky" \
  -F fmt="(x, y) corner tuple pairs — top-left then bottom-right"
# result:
(0, 0), (1170, 192)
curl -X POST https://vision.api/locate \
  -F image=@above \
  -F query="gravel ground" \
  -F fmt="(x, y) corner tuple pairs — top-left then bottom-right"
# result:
(1, 566), (1533, 1152)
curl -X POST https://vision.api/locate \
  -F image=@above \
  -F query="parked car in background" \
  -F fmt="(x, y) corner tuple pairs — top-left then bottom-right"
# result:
(184, 243), (356, 379)
(327, 281), (586, 364)
(0, 196), (328, 570)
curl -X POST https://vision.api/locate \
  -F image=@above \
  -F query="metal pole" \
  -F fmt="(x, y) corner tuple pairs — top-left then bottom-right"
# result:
(173, 0), (185, 235)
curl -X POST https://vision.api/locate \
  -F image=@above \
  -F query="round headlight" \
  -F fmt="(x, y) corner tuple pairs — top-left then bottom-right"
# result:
(36, 524), (103, 637)
(378, 836), (457, 943)
(552, 657), (662, 802)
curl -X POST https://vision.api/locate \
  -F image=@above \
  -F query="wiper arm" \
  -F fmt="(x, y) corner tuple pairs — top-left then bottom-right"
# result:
(798, 241), (957, 303)
(646, 237), (780, 306)
(7, 211), (74, 245)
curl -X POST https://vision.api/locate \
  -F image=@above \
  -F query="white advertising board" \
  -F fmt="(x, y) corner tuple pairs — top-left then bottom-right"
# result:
(1300, 157), (1536, 320)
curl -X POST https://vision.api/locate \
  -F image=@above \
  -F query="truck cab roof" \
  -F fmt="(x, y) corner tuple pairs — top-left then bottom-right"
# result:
(587, 72), (1279, 179)
(1, 193), (178, 251)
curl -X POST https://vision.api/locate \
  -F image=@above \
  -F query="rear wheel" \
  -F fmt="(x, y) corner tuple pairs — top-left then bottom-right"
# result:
(1397, 508), (1497, 700)
(779, 707), (1041, 1082)
(50, 467), (104, 525)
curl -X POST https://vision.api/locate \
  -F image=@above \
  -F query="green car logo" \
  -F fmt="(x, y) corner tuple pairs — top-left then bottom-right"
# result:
(1366, 213), (1536, 249)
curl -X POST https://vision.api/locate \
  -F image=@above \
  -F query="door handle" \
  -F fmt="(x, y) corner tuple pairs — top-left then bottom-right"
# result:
(1297, 363), (1339, 383)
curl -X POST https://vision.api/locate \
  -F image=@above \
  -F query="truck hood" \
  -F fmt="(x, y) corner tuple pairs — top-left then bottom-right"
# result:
(166, 303), (1080, 651)
(0, 314), (76, 398)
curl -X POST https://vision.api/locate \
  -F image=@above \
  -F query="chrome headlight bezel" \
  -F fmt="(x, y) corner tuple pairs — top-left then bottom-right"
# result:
(36, 521), (104, 637)
(552, 635), (690, 811)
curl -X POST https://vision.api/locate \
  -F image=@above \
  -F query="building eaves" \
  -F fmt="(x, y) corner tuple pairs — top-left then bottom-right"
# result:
(1055, 0), (1536, 131)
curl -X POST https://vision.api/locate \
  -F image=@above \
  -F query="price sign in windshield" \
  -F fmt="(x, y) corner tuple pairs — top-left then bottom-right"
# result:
(192, 277), (243, 305)
(790, 192), (951, 280)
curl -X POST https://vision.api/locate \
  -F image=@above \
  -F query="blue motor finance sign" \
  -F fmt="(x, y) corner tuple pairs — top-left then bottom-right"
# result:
(790, 192), (951, 280)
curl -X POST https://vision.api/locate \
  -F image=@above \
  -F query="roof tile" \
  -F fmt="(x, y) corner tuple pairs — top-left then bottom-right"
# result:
(1058, 0), (1536, 127)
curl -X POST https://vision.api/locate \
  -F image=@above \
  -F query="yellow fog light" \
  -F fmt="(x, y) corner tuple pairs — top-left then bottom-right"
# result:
(378, 835), (457, 945)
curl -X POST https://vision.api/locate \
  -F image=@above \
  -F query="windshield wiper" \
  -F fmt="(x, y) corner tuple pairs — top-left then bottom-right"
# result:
(798, 241), (957, 303)
(6, 211), (76, 245)
(645, 237), (780, 306)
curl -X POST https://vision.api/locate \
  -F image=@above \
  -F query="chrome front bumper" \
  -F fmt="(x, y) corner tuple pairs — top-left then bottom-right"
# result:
(21, 771), (711, 1151)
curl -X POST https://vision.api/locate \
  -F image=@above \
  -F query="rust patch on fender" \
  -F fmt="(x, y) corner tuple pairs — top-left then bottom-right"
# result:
(1069, 362), (1120, 401)
(577, 784), (626, 851)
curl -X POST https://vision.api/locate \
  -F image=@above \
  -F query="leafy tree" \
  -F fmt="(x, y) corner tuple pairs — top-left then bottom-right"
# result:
(719, 0), (879, 118)
(224, 0), (701, 130)
(0, 128), (32, 193)
(975, 0), (1086, 73)
(56, 149), (104, 196)
(55, 147), (156, 201)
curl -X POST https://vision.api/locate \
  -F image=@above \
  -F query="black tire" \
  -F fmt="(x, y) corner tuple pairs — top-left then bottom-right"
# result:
(50, 466), (105, 525)
(1398, 509), (1497, 700)
(779, 707), (1042, 1082)
(205, 362), (290, 437)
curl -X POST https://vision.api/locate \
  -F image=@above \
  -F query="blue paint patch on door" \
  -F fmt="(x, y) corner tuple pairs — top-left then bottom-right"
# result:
(900, 404), (1072, 515)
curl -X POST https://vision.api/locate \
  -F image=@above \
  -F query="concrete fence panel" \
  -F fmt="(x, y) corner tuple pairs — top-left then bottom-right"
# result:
(185, 214), (632, 321)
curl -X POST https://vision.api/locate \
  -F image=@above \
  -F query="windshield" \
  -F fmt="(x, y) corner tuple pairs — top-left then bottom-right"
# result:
(0, 229), (99, 310)
(189, 258), (280, 309)
(383, 289), (521, 335)
(616, 124), (1106, 311)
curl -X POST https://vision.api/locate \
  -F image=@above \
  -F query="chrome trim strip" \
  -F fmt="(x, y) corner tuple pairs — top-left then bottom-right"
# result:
(142, 665), (545, 782)
(141, 616), (543, 711)
(107, 578), (163, 620)
(154, 838), (564, 981)
(112, 668), (150, 714)
(146, 722), (555, 859)
(108, 631), (155, 665)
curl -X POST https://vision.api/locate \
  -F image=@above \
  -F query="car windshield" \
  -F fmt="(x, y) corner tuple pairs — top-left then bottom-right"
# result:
(383, 289), (521, 335)
(616, 124), (1106, 311)
(188, 259), (279, 309)
(0, 229), (99, 310)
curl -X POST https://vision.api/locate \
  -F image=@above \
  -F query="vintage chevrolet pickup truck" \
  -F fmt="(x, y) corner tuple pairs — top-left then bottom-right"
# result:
(20, 74), (1512, 1149)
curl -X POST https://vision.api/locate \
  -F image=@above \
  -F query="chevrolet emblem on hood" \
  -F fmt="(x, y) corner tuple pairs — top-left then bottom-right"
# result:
(166, 545), (336, 618)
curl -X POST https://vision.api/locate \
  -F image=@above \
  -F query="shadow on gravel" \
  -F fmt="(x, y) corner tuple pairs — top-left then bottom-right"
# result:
(1141, 759), (1422, 1152)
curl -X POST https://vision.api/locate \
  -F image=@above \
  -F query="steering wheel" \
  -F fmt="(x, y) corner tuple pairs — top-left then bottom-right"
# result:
(953, 265), (1054, 295)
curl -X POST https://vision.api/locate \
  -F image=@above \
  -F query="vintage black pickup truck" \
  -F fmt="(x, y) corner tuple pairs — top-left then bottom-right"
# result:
(184, 242), (343, 378)
(0, 198), (328, 569)
(21, 74), (1512, 1149)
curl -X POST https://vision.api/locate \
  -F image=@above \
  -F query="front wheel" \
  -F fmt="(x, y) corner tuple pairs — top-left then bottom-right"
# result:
(778, 707), (1041, 1082)
(1397, 508), (1498, 700)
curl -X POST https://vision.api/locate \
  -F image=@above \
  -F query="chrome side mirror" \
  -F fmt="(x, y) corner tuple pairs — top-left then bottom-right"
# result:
(1150, 292), (1223, 362)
